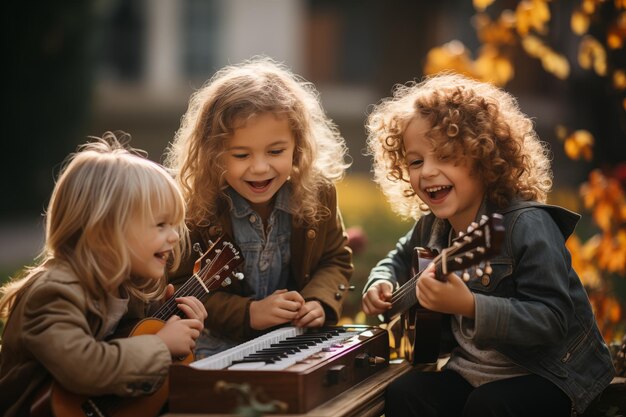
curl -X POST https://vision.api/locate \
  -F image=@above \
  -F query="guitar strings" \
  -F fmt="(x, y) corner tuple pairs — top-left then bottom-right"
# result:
(154, 244), (238, 320)
(389, 242), (463, 305)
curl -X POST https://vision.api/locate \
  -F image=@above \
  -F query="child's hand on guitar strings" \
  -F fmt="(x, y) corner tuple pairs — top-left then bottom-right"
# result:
(163, 283), (208, 321)
(415, 263), (476, 318)
(362, 281), (394, 315)
(176, 296), (208, 321)
(157, 315), (204, 357)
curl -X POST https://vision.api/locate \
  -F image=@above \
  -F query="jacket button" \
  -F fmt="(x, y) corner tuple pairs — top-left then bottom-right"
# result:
(481, 276), (491, 286)
(209, 226), (223, 235)
(249, 215), (257, 223)
(334, 292), (342, 300)
(307, 229), (316, 239)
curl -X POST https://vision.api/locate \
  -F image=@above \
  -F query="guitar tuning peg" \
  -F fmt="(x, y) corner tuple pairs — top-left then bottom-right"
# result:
(476, 268), (484, 277)
(480, 215), (489, 223)
(485, 263), (493, 275)
(476, 246), (486, 254)
(234, 272), (244, 280)
(222, 277), (232, 287)
(192, 243), (204, 256)
(462, 271), (470, 282)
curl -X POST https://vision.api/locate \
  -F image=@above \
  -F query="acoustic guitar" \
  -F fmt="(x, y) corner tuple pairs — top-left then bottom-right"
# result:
(30, 237), (243, 417)
(383, 214), (505, 364)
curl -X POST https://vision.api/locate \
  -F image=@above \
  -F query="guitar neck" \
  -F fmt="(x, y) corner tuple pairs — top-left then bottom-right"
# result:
(384, 213), (504, 322)
(151, 276), (208, 321)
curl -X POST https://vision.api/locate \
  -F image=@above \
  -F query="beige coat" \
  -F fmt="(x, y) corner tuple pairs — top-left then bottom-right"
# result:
(0, 262), (171, 417)
(170, 184), (354, 342)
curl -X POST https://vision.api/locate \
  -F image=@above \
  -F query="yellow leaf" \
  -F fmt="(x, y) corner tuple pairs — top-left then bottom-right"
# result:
(571, 9), (590, 35)
(564, 137), (581, 159)
(555, 124), (568, 140)
(613, 70), (626, 90)
(593, 201), (613, 231)
(424, 41), (475, 77)
(607, 31), (623, 49)
(521, 35), (546, 57)
(475, 46), (514, 86)
(582, 0), (596, 14)
(578, 35), (608, 76)
(542, 52), (570, 79)
(607, 13), (626, 49)
(473, 0), (495, 12)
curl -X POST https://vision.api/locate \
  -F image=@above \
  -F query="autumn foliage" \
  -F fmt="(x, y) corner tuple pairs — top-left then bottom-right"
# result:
(423, 0), (626, 343)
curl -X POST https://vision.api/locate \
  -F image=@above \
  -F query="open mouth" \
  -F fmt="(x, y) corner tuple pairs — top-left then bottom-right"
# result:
(425, 185), (452, 200)
(247, 179), (273, 189)
(154, 250), (171, 262)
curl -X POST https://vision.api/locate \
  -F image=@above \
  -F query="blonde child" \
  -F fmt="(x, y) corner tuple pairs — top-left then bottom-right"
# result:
(362, 73), (615, 416)
(0, 134), (207, 417)
(165, 57), (353, 357)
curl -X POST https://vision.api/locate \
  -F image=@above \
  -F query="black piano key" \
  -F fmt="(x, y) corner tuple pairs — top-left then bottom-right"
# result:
(255, 347), (300, 354)
(246, 353), (287, 360)
(231, 358), (276, 365)
(274, 339), (316, 346)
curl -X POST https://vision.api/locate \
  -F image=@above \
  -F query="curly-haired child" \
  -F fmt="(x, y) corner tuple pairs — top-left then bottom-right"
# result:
(362, 73), (615, 416)
(165, 57), (353, 357)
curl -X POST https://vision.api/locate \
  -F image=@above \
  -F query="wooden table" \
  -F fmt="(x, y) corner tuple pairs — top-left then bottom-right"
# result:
(164, 360), (413, 417)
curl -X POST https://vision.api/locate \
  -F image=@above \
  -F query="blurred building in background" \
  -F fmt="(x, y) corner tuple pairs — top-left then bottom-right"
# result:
(3, 0), (623, 275)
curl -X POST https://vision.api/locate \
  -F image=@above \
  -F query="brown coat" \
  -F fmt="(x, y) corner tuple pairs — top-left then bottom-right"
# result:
(0, 262), (171, 417)
(170, 185), (353, 342)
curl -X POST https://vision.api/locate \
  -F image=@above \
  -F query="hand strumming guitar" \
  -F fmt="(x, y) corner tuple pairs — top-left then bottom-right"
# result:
(415, 263), (476, 318)
(362, 281), (393, 315)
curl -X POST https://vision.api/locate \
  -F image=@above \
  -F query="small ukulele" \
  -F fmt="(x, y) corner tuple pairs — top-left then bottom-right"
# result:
(384, 214), (505, 364)
(31, 237), (243, 417)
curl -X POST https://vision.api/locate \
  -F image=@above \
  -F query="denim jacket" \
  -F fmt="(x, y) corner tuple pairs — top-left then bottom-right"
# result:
(170, 183), (353, 343)
(365, 200), (615, 414)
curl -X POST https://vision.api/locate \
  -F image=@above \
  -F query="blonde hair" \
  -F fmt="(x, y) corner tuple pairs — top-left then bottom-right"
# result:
(0, 132), (187, 318)
(367, 72), (553, 219)
(165, 56), (349, 226)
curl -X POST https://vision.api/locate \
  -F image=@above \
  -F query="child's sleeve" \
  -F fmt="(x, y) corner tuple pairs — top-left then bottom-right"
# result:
(22, 280), (171, 397)
(363, 225), (416, 294)
(298, 186), (353, 324)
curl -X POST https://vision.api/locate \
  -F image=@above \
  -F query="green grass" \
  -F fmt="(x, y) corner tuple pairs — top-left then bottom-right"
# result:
(336, 174), (413, 325)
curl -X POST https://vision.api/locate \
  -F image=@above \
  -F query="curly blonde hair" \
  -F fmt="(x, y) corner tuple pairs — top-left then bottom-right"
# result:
(367, 72), (553, 219)
(165, 57), (349, 227)
(0, 132), (187, 318)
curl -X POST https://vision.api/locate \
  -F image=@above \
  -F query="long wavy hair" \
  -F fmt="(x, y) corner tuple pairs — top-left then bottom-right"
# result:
(0, 132), (187, 318)
(367, 72), (553, 219)
(165, 56), (350, 227)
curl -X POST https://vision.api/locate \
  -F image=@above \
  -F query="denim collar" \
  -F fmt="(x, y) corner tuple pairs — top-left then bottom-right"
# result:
(226, 183), (293, 219)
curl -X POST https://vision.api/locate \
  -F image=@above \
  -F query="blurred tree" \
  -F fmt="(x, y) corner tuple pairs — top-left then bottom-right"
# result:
(422, 0), (625, 343)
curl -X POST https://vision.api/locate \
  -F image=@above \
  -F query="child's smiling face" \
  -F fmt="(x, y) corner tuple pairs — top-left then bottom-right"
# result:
(126, 208), (180, 282)
(222, 113), (295, 218)
(403, 116), (486, 233)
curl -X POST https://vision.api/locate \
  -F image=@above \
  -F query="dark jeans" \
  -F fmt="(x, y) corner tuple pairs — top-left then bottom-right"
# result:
(385, 369), (571, 417)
